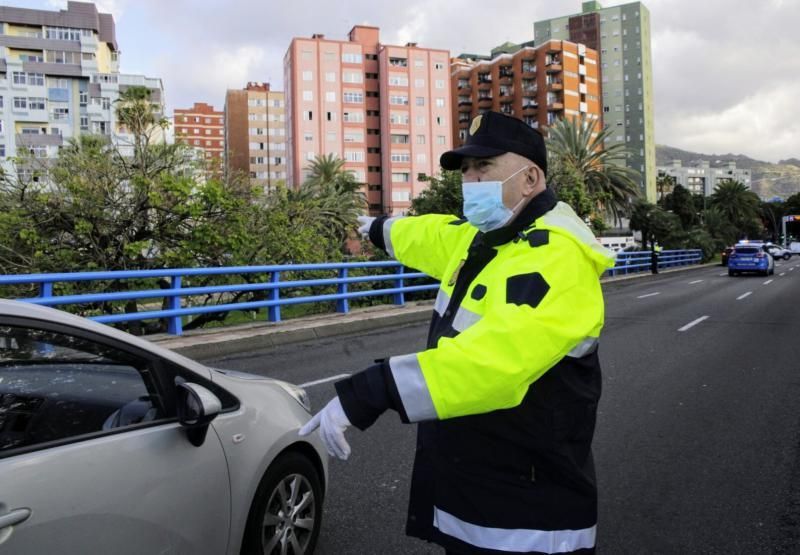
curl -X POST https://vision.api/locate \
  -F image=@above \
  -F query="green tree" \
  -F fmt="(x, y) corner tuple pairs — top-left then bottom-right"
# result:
(298, 154), (367, 249)
(709, 179), (762, 238)
(546, 155), (594, 222)
(408, 170), (463, 216)
(545, 115), (641, 225)
(662, 184), (698, 230)
(656, 173), (676, 207)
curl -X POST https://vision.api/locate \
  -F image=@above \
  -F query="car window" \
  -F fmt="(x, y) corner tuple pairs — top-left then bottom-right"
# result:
(0, 325), (170, 454)
(734, 247), (758, 254)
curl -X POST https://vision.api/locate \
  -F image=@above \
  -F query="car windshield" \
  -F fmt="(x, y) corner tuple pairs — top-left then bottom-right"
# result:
(734, 247), (758, 254)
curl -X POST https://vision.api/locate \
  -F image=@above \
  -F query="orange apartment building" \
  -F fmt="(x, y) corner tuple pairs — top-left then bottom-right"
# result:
(451, 40), (601, 146)
(224, 82), (287, 192)
(284, 26), (452, 215)
(174, 103), (225, 166)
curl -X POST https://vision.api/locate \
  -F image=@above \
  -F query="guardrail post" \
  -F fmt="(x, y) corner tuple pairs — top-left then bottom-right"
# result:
(336, 268), (349, 313)
(268, 271), (281, 322)
(394, 265), (405, 305)
(39, 281), (53, 301)
(167, 276), (183, 336)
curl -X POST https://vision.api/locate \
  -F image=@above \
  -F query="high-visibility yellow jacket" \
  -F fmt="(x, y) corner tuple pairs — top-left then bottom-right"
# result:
(335, 188), (616, 554)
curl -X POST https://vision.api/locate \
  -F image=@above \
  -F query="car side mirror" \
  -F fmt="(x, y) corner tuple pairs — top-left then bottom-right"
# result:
(176, 381), (221, 447)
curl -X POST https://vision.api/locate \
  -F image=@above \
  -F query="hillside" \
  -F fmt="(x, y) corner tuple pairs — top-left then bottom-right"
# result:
(656, 145), (800, 200)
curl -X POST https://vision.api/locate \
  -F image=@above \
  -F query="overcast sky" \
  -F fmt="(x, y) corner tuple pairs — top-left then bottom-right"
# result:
(16, 0), (800, 162)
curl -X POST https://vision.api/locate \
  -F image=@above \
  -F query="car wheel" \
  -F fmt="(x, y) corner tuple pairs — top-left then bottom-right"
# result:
(728, 270), (736, 276)
(242, 452), (323, 555)
(784, 254), (791, 261)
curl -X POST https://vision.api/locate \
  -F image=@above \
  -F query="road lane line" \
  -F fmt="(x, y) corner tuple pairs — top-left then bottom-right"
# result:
(298, 373), (351, 388)
(791, 267), (795, 271)
(780, 272), (786, 276)
(689, 280), (704, 284)
(737, 292), (752, 300)
(718, 272), (727, 276)
(764, 280), (773, 285)
(679, 315), (709, 332)
(637, 292), (661, 299)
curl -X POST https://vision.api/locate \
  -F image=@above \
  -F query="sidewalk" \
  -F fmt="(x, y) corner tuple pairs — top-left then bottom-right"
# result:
(154, 262), (718, 360)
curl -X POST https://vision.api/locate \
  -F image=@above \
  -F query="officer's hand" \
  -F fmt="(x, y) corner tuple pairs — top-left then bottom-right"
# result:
(299, 396), (352, 460)
(357, 216), (376, 239)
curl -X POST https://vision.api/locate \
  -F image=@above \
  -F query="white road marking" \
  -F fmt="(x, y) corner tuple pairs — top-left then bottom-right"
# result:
(298, 373), (351, 388)
(781, 273), (787, 276)
(764, 280), (773, 285)
(689, 280), (704, 284)
(679, 315), (709, 332)
(737, 292), (752, 300)
(791, 267), (795, 271)
(719, 272), (727, 276)
(637, 292), (661, 299)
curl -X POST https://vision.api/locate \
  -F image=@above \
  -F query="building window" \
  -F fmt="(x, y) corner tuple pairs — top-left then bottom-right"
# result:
(28, 98), (46, 110)
(326, 132), (336, 142)
(435, 80), (445, 89)
(389, 95), (409, 105)
(416, 134), (426, 144)
(343, 111), (364, 123)
(416, 97), (425, 106)
(302, 71), (313, 81)
(414, 59), (424, 68)
(390, 134), (409, 144)
(344, 150), (365, 162)
(303, 110), (313, 121)
(414, 78), (425, 88)
(392, 172), (410, 183)
(416, 153), (426, 163)
(12, 72), (26, 85)
(435, 98), (445, 108)
(303, 90), (313, 101)
(304, 133), (313, 142)
(390, 112), (410, 125)
(416, 116), (426, 125)
(342, 52), (363, 64)
(343, 92), (364, 104)
(325, 72), (336, 82)
(392, 190), (411, 202)
(343, 72), (363, 84)
(436, 135), (446, 145)
(325, 91), (336, 102)
(434, 62), (445, 70)
(344, 132), (364, 143)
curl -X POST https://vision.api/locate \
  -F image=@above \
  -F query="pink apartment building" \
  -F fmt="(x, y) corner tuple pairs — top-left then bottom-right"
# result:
(284, 26), (452, 215)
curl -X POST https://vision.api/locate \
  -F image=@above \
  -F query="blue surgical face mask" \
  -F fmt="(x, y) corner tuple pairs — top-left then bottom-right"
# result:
(461, 165), (532, 232)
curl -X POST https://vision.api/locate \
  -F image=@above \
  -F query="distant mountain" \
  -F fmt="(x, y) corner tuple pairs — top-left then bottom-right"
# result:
(656, 145), (800, 200)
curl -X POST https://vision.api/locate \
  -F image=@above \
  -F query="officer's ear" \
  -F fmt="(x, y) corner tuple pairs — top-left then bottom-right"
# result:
(521, 165), (540, 197)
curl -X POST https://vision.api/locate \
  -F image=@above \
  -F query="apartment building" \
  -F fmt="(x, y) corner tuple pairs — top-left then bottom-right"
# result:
(451, 39), (601, 145)
(0, 1), (164, 171)
(174, 102), (224, 165)
(534, 1), (656, 201)
(657, 160), (752, 199)
(224, 82), (287, 192)
(284, 26), (452, 215)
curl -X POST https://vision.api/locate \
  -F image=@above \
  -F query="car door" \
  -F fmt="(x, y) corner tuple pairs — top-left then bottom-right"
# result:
(0, 319), (231, 555)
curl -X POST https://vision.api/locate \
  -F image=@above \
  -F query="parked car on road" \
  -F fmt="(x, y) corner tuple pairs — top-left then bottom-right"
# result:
(728, 243), (775, 276)
(765, 244), (792, 260)
(0, 299), (327, 555)
(721, 246), (734, 266)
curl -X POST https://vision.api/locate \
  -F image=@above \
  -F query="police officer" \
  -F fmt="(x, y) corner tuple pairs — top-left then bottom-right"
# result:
(301, 111), (615, 554)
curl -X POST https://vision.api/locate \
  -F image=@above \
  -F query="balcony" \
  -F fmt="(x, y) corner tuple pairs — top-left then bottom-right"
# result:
(547, 102), (564, 111)
(498, 88), (514, 100)
(522, 103), (538, 115)
(498, 67), (514, 81)
(477, 75), (492, 87)
(546, 63), (563, 73)
(521, 62), (536, 76)
(500, 105), (514, 116)
(458, 100), (473, 112)
(547, 80), (563, 91)
(477, 96), (493, 106)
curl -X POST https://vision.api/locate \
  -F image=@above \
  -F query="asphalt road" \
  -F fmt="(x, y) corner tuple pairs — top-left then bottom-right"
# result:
(207, 262), (800, 554)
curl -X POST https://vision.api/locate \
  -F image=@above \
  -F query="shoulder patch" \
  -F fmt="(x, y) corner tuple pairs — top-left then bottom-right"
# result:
(471, 284), (487, 300)
(448, 218), (469, 226)
(526, 229), (550, 248)
(507, 272), (550, 309)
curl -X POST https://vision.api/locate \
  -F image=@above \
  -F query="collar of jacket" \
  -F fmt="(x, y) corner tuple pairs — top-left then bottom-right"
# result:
(480, 187), (558, 247)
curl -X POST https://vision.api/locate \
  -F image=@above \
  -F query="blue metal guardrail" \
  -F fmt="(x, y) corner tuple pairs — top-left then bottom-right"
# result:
(0, 250), (703, 336)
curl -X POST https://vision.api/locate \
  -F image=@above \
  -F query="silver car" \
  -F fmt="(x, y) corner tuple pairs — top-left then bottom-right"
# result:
(0, 299), (327, 554)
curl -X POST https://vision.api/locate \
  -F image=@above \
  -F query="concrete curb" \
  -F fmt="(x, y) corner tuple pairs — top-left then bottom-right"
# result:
(154, 262), (719, 360)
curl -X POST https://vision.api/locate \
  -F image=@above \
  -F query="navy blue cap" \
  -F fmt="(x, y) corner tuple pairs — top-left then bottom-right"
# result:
(440, 111), (548, 176)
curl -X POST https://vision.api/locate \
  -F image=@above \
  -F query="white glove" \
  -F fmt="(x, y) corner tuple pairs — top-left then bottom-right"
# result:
(357, 215), (376, 239)
(298, 396), (352, 460)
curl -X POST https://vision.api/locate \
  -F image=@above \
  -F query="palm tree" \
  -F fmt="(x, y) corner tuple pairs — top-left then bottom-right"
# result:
(709, 179), (760, 231)
(545, 116), (641, 225)
(295, 154), (367, 248)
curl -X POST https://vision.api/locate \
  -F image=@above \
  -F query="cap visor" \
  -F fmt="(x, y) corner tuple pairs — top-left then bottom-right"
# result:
(440, 144), (507, 171)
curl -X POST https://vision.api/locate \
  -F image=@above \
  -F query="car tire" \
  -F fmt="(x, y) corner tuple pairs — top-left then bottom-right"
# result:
(242, 451), (323, 555)
(784, 254), (791, 261)
(728, 270), (736, 276)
